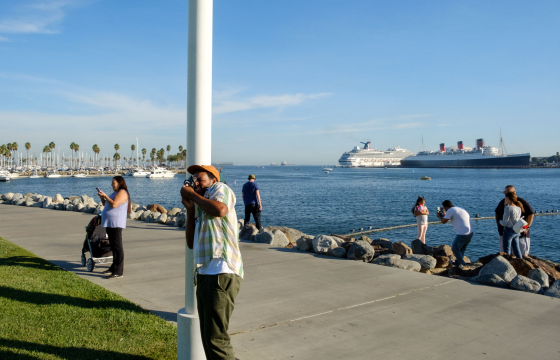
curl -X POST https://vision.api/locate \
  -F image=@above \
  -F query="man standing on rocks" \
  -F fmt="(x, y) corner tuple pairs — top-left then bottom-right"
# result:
(437, 200), (473, 269)
(495, 185), (534, 256)
(242, 174), (262, 231)
(180, 165), (243, 360)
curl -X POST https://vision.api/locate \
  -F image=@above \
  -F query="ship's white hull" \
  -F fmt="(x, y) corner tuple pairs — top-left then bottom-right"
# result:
(132, 171), (150, 177)
(147, 172), (175, 178)
(0, 175), (11, 181)
(339, 145), (413, 167)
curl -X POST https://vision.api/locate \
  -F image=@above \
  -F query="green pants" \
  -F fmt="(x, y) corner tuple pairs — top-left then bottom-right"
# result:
(197, 273), (242, 360)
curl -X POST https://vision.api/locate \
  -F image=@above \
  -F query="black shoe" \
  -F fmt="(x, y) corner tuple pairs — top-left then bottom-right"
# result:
(103, 269), (113, 274)
(106, 274), (123, 279)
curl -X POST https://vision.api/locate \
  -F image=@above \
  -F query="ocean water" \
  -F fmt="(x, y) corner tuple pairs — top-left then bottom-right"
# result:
(2, 167), (560, 262)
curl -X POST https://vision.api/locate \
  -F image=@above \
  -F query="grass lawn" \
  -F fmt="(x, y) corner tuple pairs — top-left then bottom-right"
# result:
(0, 237), (177, 359)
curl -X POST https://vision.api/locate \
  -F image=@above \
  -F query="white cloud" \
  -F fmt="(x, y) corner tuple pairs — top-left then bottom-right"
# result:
(212, 90), (332, 115)
(0, 0), (79, 39)
(314, 115), (431, 135)
(0, 35), (9, 41)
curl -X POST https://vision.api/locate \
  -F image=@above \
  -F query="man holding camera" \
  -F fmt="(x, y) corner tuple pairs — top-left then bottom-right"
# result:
(180, 165), (243, 360)
(437, 200), (473, 269)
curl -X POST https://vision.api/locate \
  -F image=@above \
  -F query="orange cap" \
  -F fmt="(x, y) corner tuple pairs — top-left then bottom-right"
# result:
(187, 165), (220, 182)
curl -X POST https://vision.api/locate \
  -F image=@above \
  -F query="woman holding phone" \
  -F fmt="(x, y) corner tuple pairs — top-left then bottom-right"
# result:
(97, 176), (131, 279)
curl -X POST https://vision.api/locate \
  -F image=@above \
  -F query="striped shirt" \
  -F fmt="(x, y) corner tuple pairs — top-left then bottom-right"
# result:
(194, 182), (244, 279)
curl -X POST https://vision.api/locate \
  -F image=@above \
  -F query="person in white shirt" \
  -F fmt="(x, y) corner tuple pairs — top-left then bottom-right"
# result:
(437, 200), (473, 268)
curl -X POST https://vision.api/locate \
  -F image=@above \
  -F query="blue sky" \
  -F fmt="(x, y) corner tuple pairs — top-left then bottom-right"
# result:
(1, 0), (559, 164)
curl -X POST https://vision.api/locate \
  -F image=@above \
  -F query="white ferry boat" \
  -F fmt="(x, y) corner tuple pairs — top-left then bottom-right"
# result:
(400, 139), (530, 168)
(338, 142), (413, 167)
(147, 167), (176, 178)
(45, 170), (62, 178)
(126, 167), (151, 177)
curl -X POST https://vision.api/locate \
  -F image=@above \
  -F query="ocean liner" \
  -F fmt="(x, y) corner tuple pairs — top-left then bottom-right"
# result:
(400, 139), (530, 168)
(338, 142), (413, 167)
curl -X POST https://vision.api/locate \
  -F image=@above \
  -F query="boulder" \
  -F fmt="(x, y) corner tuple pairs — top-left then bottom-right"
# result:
(72, 198), (81, 206)
(340, 241), (354, 252)
(435, 256), (451, 268)
(31, 194), (42, 202)
(403, 254), (437, 270)
(30, 201), (43, 208)
(63, 199), (70, 206)
(411, 239), (434, 256)
(266, 227), (305, 243)
(12, 193), (23, 202)
(358, 235), (372, 244)
(478, 256), (517, 283)
(525, 255), (560, 283)
(81, 195), (90, 203)
(347, 240), (375, 262)
(392, 242), (413, 256)
(544, 280), (560, 299)
(508, 258), (536, 277)
(130, 202), (140, 212)
(140, 210), (152, 221)
(43, 197), (53, 208)
(328, 247), (347, 258)
(312, 235), (340, 255)
(76, 203), (85, 212)
(127, 211), (137, 220)
(166, 217), (176, 225)
(175, 213), (186, 227)
(147, 204), (167, 214)
(147, 211), (160, 223)
(371, 239), (394, 254)
(2, 192), (14, 201)
(372, 254), (401, 266)
(423, 268), (450, 276)
(528, 268), (549, 288)
(331, 234), (354, 242)
(68, 195), (80, 201)
(271, 230), (290, 247)
(84, 205), (96, 214)
(16, 199), (26, 206)
(53, 194), (64, 203)
(53, 203), (64, 210)
(157, 213), (168, 224)
(296, 235), (314, 252)
(239, 224), (259, 241)
(509, 275), (542, 294)
(433, 244), (456, 260)
(255, 230), (274, 244)
(469, 274), (508, 288)
(168, 207), (182, 216)
(386, 258), (421, 272)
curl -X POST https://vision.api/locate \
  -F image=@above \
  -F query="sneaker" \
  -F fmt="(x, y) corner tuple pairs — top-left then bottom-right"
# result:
(106, 274), (123, 279)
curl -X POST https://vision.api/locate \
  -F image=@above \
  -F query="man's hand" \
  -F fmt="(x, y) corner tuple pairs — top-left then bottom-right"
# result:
(181, 185), (197, 200)
(259, 204), (262, 211)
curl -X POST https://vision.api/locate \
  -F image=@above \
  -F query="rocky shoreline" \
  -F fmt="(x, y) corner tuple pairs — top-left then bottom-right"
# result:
(2, 191), (560, 299)
(239, 223), (560, 299)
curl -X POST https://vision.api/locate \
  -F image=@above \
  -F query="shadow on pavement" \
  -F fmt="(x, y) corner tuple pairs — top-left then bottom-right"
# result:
(0, 339), (153, 360)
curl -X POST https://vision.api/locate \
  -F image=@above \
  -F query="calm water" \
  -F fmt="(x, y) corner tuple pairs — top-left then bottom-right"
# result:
(2, 167), (560, 262)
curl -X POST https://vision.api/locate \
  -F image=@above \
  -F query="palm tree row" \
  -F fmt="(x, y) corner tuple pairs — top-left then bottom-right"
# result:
(1, 142), (186, 169)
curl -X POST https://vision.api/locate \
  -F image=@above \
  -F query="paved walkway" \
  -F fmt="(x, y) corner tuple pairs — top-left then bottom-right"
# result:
(1, 205), (560, 359)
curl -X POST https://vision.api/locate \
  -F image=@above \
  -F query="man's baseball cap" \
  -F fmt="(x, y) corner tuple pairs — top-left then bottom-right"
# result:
(248, 174), (256, 179)
(187, 165), (220, 182)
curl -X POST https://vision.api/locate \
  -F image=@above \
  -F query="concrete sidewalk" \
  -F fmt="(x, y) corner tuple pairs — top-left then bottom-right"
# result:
(1, 205), (560, 359)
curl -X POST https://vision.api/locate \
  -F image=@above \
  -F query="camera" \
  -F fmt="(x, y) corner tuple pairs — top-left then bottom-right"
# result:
(184, 175), (197, 188)
(437, 207), (445, 217)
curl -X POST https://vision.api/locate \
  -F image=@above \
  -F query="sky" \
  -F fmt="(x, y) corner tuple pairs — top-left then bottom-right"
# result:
(0, 0), (559, 165)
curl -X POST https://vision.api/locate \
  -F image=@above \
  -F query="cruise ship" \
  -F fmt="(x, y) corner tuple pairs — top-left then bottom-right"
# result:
(400, 139), (530, 168)
(338, 142), (413, 167)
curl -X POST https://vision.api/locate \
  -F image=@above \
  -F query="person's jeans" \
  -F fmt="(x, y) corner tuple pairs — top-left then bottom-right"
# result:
(503, 226), (522, 258)
(244, 203), (262, 230)
(452, 233), (473, 267)
(197, 273), (242, 360)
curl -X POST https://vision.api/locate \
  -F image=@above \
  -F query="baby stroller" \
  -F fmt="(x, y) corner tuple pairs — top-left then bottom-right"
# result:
(81, 215), (113, 272)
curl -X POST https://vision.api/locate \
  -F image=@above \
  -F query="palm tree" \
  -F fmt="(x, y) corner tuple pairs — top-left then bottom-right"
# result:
(70, 142), (76, 168)
(114, 143), (120, 152)
(49, 141), (55, 167)
(92, 144), (100, 167)
(6, 143), (12, 167)
(0, 144), (6, 167)
(74, 143), (80, 169)
(113, 152), (121, 164)
(25, 142), (31, 170)
(131, 144), (136, 166)
(141, 148), (147, 167)
(166, 145), (171, 160)
(151, 148), (156, 165)
(43, 145), (51, 167)
(10, 142), (19, 167)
